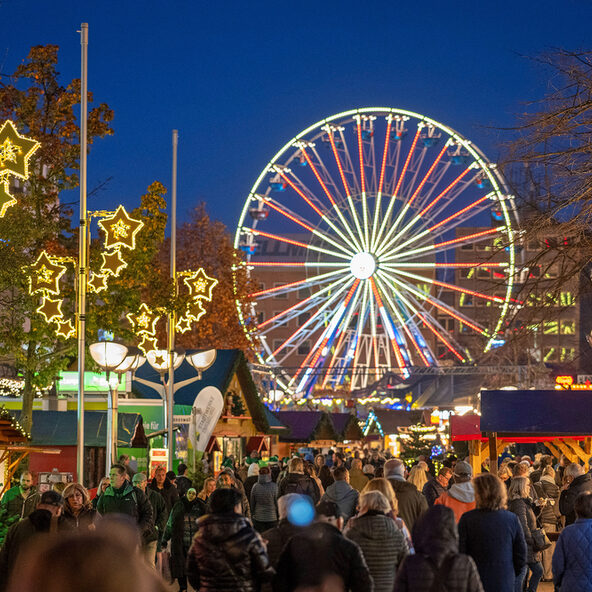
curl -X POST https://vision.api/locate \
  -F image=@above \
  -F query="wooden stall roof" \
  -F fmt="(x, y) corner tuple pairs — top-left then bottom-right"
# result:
(275, 411), (339, 443)
(0, 407), (29, 444)
(330, 413), (363, 441)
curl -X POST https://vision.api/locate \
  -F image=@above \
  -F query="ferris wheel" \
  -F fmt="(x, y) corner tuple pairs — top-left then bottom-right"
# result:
(235, 108), (521, 398)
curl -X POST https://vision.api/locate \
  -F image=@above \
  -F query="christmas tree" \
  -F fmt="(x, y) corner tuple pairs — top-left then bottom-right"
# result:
(398, 423), (437, 462)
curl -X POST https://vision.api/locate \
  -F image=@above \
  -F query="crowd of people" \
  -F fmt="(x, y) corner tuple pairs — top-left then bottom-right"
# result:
(1, 448), (592, 591)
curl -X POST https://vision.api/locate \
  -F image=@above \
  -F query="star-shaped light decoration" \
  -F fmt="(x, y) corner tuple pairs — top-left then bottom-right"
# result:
(97, 205), (144, 251)
(186, 299), (207, 322)
(88, 272), (108, 293)
(29, 251), (67, 295)
(138, 333), (159, 355)
(127, 303), (160, 336)
(0, 178), (16, 217)
(175, 316), (193, 333)
(36, 296), (63, 323)
(183, 268), (218, 301)
(100, 249), (127, 277)
(0, 120), (40, 180)
(54, 319), (76, 339)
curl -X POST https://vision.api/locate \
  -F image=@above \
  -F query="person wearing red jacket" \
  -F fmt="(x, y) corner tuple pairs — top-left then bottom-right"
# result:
(434, 461), (476, 523)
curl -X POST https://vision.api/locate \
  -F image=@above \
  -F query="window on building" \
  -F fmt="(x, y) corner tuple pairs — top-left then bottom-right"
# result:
(459, 293), (473, 307)
(273, 283), (288, 299)
(560, 347), (575, 362)
(272, 339), (284, 353)
(459, 268), (471, 280)
(298, 312), (310, 327)
(477, 241), (491, 251)
(298, 341), (311, 355)
(460, 242), (473, 250)
(560, 292), (576, 307)
(527, 239), (539, 251)
(257, 311), (265, 325)
(477, 268), (491, 279)
(438, 317), (454, 332)
(298, 286), (311, 299)
(560, 320), (576, 335)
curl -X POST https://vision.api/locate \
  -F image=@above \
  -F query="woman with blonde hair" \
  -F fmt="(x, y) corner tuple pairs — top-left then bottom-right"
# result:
(62, 483), (97, 530)
(198, 477), (216, 503)
(362, 477), (412, 550)
(407, 464), (428, 492)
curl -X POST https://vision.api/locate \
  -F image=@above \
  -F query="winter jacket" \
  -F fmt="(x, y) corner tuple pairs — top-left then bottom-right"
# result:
(61, 505), (98, 530)
(559, 472), (592, 526)
(250, 474), (278, 523)
(345, 510), (408, 592)
(552, 517), (592, 592)
(146, 487), (167, 544)
(395, 505), (483, 592)
(96, 480), (153, 535)
(508, 497), (542, 563)
(0, 486), (40, 520)
(434, 482), (476, 523)
(322, 480), (359, 522)
(176, 475), (193, 497)
(186, 512), (274, 591)
(273, 521), (373, 592)
(163, 496), (206, 578)
(534, 475), (560, 526)
(458, 508), (527, 592)
(349, 468), (369, 492)
(149, 478), (179, 515)
(244, 476), (259, 502)
(277, 472), (320, 504)
(387, 477), (428, 531)
(261, 519), (304, 568)
(423, 477), (447, 507)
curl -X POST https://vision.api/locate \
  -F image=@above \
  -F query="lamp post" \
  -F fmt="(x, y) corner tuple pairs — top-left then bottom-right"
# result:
(89, 341), (143, 473)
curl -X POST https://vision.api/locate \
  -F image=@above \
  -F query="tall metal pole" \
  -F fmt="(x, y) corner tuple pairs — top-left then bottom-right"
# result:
(76, 23), (89, 483)
(166, 129), (178, 470)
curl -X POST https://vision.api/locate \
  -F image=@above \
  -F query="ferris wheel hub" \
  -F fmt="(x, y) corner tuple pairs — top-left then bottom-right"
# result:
(349, 252), (376, 280)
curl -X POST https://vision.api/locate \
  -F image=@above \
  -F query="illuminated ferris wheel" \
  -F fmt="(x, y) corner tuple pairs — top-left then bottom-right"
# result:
(235, 108), (520, 397)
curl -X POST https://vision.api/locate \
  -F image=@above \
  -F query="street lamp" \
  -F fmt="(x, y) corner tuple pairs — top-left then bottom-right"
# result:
(186, 349), (216, 379)
(89, 341), (128, 473)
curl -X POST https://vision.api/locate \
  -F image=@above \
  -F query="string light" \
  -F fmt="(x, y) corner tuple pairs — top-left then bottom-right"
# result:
(183, 268), (218, 301)
(0, 178), (16, 217)
(97, 205), (144, 251)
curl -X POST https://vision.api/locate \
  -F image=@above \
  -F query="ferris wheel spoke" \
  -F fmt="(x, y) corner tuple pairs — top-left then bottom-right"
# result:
(380, 261), (509, 269)
(250, 268), (348, 298)
(254, 194), (355, 255)
(377, 269), (488, 336)
(297, 145), (364, 252)
(370, 117), (393, 249)
(373, 126), (422, 252)
(245, 228), (352, 261)
(349, 281), (369, 389)
(355, 117), (370, 249)
(337, 126), (362, 197)
(248, 261), (345, 268)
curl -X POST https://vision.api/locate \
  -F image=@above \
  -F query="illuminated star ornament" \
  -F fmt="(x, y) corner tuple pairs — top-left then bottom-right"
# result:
(88, 272), (108, 293)
(98, 205), (144, 251)
(186, 299), (207, 322)
(29, 251), (67, 295)
(0, 179), (16, 217)
(0, 120), (40, 180)
(100, 249), (127, 277)
(184, 268), (218, 301)
(175, 316), (192, 333)
(138, 333), (159, 355)
(127, 303), (160, 336)
(36, 296), (63, 323)
(54, 319), (76, 339)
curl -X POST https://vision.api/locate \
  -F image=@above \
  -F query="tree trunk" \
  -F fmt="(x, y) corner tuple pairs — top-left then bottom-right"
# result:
(20, 344), (36, 470)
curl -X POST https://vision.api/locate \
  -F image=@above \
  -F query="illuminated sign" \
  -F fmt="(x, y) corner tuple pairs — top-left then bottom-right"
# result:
(555, 375), (574, 389)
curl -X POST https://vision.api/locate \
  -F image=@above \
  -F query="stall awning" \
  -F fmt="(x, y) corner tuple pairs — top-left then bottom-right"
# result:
(205, 436), (221, 453)
(246, 436), (269, 454)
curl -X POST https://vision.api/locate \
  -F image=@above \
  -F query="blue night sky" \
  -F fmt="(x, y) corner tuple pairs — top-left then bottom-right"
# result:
(1, 1), (590, 234)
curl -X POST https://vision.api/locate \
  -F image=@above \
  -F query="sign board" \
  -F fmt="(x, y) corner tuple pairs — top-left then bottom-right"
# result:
(149, 448), (168, 476)
(57, 371), (125, 393)
(578, 375), (592, 384)
(188, 386), (224, 452)
(173, 415), (191, 425)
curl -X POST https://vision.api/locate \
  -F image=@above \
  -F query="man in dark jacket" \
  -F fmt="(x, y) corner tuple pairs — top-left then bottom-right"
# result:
(321, 466), (358, 523)
(97, 464), (153, 539)
(385, 458), (428, 530)
(0, 471), (40, 520)
(149, 465), (179, 516)
(273, 500), (372, 592)
(559, 462), (592, 526)
(186, 487), (273, 591)
(132, 472), (166, 564)
(0, 491), (67, 591)
(277, 457), (320, 503)
(423, 466), (453, 507)
(175, 463), (192, 497)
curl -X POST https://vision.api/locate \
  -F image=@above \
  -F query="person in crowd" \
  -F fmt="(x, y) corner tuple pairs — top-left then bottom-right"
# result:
(91, 476), (110, 509)
(559, 462), (592, 526)
(332, 452), (346, 469)
(216, 470), (251, 518)
(423, 466), (453, 507)
(132, 472), (166, 565)
(118, 454), (136, 480)
(198, 477), (216, 503)
(407, 464), (428, 493)
(384, 458), (428, 531)
(251, 465), (278, 533)
(186, 487), (273, 590)
(345, 490), (408, 592)
(555, 455), (569, 487)
(274, 500), (372, 592)
(498, 465), (512, 489)
(459, 473), (527, 592)
(508, 476), (543, 592)
(314, 454), (325, 474)
(0, 490), (66, 590)
(175, 462), (192, 497)
(162, 487), (206, 592)
(97, 464), (153, 540)
(278, 457), (320, 503)
(552, 491), (592, 591)
(166, 470), (177, 487)
(321, 466), (359, 523)
(530, 455), (553, 484)
(7, 524), (169, 592)
(149, 465), (179, 516)
(534, 465), (560, 582)
(349, 458), (369, 492)
(61, 483), (97, 530)
(370, 449), (384, 469)
(434, 461), (476, 523)
(51, 482), (66, 495)
(261, 494), (306, 568)
(362, 477), (413, 550)
(319, 462), (335, 491)
(305, 461), (325, 497)
(394, 505), (484, 592)
(0, 471), (40, 520)
(363, 463), (375, 481)
(244, 462), (260, 501)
